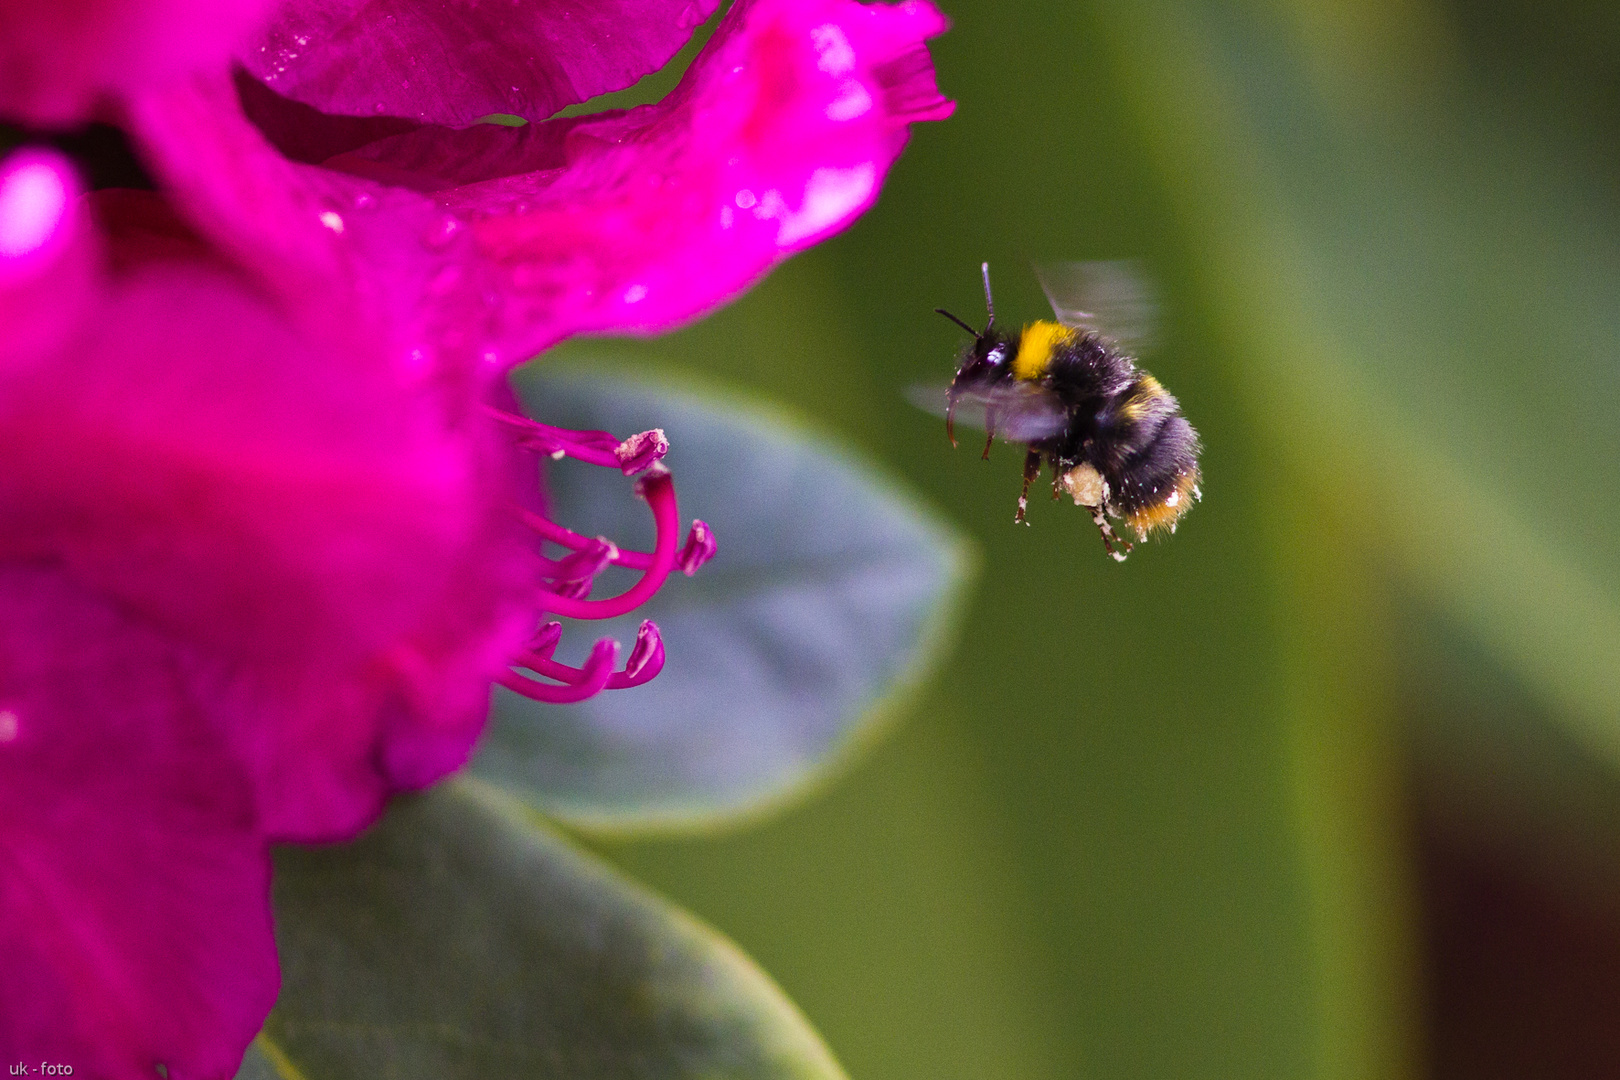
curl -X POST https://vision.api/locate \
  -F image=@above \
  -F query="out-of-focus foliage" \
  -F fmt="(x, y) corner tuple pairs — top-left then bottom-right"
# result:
(540, 0), (1620, 1077)
(255, 781), (849, 1079)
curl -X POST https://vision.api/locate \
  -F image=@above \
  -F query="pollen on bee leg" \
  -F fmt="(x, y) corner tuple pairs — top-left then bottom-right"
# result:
(1057, 463), (1107, 507)
(1016, 448), (1040, 525)
(1090, 503), (1132, 562)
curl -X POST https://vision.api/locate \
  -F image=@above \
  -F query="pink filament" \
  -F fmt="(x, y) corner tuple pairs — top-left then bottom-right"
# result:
(536, 467), (679, 620)
(496, 404), (710, 704)
(520, 507), (712, 575)
(485, 406), (668, 475)
(498, 637), (618, 703)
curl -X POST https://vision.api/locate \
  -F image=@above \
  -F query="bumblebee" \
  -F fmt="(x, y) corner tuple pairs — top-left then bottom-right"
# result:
(927, 262), (1201, 561)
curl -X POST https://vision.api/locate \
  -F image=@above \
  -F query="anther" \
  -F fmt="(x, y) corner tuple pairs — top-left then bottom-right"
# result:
(607, 621), (666, 688)
(539, 536), (618, 584)
(527, 620), (564, 657)
(677, 520), (717, 575)
(614, 428), (669, 475)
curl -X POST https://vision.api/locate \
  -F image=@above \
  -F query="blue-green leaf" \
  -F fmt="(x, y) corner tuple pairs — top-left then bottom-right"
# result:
(471, 368), (974, 832)
(244, 780), (846, 1080)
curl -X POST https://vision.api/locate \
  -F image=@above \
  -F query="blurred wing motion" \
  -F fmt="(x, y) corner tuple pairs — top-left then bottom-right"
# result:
(1035, 260), (1159, 355)
(905, 381), (1071, 443)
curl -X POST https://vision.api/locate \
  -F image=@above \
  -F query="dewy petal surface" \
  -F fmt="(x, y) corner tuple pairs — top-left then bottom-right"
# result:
(0, 0), (273, 126)
(241, 0), (723, 125)
(0, 567), (276, 1079)
(319, 0), (953, 358)
(0, 177), (535, 840)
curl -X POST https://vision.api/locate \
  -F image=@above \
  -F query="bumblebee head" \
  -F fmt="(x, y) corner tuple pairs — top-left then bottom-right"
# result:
(938, 261), (1011, 385)
(952, 326), (1016, 384)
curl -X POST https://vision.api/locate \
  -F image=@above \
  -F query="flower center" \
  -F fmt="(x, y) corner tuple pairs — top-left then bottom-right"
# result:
(487, 408), (715, 704)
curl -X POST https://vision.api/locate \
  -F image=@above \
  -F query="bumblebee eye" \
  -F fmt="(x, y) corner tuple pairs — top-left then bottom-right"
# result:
(986, 344), (1008, 366)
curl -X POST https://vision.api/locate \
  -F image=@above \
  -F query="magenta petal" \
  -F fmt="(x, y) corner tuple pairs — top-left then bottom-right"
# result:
(0, 213), (534, 839)
(335, 0), (952, 356)
(0, 568), (276, 1078)
(0, 150), (96, 372)
(241, 0), (723, 126)
(0, 0), (273, 126)
(121, 78), (440, 341)
(121, 75), (531, 372)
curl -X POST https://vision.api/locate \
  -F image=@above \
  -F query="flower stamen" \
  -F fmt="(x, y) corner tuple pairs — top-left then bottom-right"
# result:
(504, 619), (667, 698)
(498, 637), (618, 703)
(536, 464), (679, 620)
(485, 406), (670, 475)
(497, 408), (712, 704)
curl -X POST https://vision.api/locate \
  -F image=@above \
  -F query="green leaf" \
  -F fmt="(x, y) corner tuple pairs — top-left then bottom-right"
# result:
(471, 368), (975, 832)
(248, 779), (847, 1080)
(234, 1039), (292, 1080)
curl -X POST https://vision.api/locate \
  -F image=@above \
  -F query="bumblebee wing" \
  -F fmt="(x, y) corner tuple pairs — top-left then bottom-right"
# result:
(1034, 260), (1158, 355)
(905, 381), (1071, 442)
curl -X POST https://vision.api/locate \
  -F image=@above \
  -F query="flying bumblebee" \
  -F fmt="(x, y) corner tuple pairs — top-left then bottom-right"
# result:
(918, 262), (1201, 561)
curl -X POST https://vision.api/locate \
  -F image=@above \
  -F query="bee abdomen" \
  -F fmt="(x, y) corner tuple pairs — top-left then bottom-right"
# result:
(1097, 373), (1201, 536)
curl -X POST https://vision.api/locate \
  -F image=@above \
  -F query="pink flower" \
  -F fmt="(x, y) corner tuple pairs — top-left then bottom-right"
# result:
(0, 0), (951, 1074)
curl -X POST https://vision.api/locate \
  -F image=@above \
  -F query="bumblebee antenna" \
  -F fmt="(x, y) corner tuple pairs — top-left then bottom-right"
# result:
(934, 308), (980, 337)
(981, 261), (995, 330)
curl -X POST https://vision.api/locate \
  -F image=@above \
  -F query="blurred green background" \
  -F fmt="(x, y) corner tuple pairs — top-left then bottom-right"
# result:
(550, 0), (1620, 1076)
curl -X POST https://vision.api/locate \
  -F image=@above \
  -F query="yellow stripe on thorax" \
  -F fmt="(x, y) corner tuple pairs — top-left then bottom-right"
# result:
(1012, 321), (1073, 380)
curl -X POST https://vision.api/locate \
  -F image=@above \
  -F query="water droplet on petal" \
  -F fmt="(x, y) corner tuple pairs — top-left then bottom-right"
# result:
(400, 347), (432, 380)
(826, 79), (873, 121)
(0, 157), (68, 258)
(373, 102), (387, 114)
(422, 214), (464, 250)
(811, 25), (857, 75)
(318, 210), (345, 234)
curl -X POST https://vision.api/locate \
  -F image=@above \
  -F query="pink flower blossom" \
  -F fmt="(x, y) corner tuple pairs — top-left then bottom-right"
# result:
(0, 0), (951, 1073)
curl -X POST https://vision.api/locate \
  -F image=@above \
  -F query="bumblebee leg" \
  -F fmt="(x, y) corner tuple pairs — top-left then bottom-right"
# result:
(982, 404), (997, 461)
(1089, 505), (1133, 563)
(1015, 449), (1042, 525)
